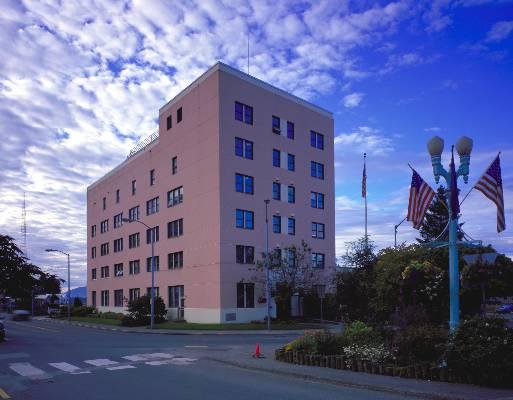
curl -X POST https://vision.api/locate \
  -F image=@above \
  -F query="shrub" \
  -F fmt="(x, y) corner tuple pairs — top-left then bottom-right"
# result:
(121, 295), (167, 326)
(71, 306), (96, 317)
(341, 321), (381, 346)
(393, 324), (448, 365)
(285, 331), (343, 355)
(445, 317), (513, 387)
(343, 343), (393, 366)
(99, 311), (124, 320)
(73, 297), (83, 307)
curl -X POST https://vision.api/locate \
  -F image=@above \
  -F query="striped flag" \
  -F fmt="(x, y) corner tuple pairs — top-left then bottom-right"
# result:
(474, 154), (505, 233)
(407, 169), (436, 229)
(362, 154), (367, 198)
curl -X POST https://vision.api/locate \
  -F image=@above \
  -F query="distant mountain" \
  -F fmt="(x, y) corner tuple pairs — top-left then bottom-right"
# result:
(62, 286), (87, 298)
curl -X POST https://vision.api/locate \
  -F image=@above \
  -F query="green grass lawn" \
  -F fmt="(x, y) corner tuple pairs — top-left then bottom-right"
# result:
(69, 316), (323, 330)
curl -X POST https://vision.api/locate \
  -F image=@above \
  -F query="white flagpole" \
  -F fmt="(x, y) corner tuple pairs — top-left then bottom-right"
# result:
(364, 153), (368, 241)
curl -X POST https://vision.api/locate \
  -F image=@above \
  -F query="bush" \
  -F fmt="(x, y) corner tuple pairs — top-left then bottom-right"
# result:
(343, 343), (393, 366)
(285, 331), (343, 355)
(73, 297), (83, 307)
(71, 306), (96, 317)
(393, 324), (447, 365)
(341, 321), (381, 346)
(121, 295), (166, 327)
(445, 317), (513, 387)
(99, 311), (124, 320)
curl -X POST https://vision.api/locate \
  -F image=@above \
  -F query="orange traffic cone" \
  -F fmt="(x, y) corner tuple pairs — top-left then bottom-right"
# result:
(253, 343), (262, 358)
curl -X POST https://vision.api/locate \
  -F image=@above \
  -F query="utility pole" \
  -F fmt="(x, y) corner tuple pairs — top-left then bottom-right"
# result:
(264, 199), (271, 331)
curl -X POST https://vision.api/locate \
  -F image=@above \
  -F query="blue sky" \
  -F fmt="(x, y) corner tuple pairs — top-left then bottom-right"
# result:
(0, 0), (512, 288)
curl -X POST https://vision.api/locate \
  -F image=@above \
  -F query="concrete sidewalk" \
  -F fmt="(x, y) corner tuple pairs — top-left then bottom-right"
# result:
(200, 345), (513, 400)
(36, 317), (328, 335)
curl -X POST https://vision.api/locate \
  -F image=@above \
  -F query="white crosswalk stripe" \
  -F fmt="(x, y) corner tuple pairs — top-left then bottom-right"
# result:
(122, 352), (175, 362)
(9, 362), (47, 379)
(107, 365), (136, 371)
(49, 362), (81, 373)
(84, 358), (119, 367)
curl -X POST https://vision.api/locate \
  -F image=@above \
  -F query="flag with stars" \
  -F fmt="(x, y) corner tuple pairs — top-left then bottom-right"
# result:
(407, 168), (436, 229)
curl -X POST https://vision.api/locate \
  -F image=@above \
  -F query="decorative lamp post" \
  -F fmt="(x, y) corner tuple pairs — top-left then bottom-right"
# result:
(427, 135), (473, 331)
(123, 218), (155, 329)
(45, 248), (71, 322)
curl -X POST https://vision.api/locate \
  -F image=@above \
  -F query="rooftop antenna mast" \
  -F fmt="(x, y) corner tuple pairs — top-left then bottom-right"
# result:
(21, 191), (27, 257)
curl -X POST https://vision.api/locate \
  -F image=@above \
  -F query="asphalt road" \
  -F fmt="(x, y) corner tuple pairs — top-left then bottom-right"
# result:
(0, 318), (414, 400)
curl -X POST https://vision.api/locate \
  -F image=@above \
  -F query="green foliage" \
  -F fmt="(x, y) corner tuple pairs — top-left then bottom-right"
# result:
(341, 321), (381, 346)
(285, 331), (343, 355)
(303, 292), (339, 321)
(393, 324), (448, 364)
(71, 306), (96, 317)
(73, 297), (83, 307)
(121, 295), (166, 326)
(99, 311), (124, 320)
(445, 317), (513, 387)
(343, 343), (393, 366)
(417, 186), (449, 243)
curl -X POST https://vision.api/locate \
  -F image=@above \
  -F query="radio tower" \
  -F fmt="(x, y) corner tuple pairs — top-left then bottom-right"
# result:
(21, 192), (27, 257)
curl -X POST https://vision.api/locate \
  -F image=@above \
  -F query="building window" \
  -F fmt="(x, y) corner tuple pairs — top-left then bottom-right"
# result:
(92, 268), (97, 280)
(101, 290), (109, 307)
(168, 285), (184, 308)
(128, 233), (140, 249)
(310, 131), (324, 150)
(286, 248), (296, 267)
(113, 238), (123, 253)
(146, 197), (159, 215)
(177, 107), (182, 123)
(288, 185), (295, 203)
(272, 149), (280, 167)
(100, 266), (109, 278)
(312, 222), (325, 239)
(273, 215), (281, 233)
(150, 169), (155, 186)
(114, 289), (123, 307)
(287, 121), (294, 139)
(287, 153), (295, 171)
(236, 245), (254, 264)
(172, 156), (178, 175)
(102, 197), (106, 210)
(91, 291), (96, 307)
(116, 189), (120, 203)
(113, 213), (123, 229)
(129, 288), (140, 302)
(167, 218), (184, 238)
(166, 115), (172, 130)
(129, 260), (140, 275)
(146, 226), (159, 244)
(235, 173), (254, 194)
(311, 192), (325, 209)
(91, 225), (96, 237)
(235, 137), (253, 159)
(272, 182), (281, 200)
(288, 217), (296, 235)
(237, 283), (254, 308)
(272, 115), (280, 134)
(311, 161), (325, 180)
(147, 287), (160, 298)
(100, 242), (109, 256)
(168, 251), (184, 269)
(167, 186), (183, 207)
(235, 101), (253, 125)
(235, 209), (254, 230)
(128, 206), (139, 221)
(132, 180), (136, 195)
(312, 253), (325, 269)
(100, 219), (109, 234)
(146, 256), (160, 272)
(114, 263), (123, 277)
(91, 246), (96, 259)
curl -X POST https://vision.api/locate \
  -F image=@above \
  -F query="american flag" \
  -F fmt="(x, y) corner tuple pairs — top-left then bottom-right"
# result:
(407, 169), (436, 229)
(362, 154), (367, 198)
(474, 154), (505, 233)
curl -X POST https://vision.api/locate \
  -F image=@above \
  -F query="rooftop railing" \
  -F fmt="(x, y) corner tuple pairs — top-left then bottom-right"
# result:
(127, 130), (159, 159)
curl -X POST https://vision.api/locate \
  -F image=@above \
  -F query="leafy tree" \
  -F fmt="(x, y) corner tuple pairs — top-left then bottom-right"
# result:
(255, 240), (328, 319)
(0, 235), (61, 304)
(121, 295), (166, 326)
(418, 186), (449, 243)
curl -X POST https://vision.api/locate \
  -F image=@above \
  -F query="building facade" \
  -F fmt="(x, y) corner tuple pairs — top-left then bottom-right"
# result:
(86, 62), (335, 323)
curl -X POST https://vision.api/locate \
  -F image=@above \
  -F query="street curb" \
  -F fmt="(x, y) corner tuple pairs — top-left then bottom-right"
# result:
(203, 357), (469, 400)
(38, 318), (308, 336)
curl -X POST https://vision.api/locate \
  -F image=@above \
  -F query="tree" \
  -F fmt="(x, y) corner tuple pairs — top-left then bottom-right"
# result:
(418, 186), (449, 243)
(255, 240), (328, 319)
(121, 295), (167, 326)
(73, 297), (83, 307)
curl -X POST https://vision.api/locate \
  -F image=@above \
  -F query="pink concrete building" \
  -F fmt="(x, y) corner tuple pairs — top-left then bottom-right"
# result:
(87, 62), (335, 323)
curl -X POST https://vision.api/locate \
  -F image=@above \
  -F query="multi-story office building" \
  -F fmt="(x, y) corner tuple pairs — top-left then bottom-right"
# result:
(87, 62), (335, 323)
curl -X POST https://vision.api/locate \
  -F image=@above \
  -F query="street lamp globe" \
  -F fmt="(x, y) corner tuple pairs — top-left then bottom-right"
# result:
(456, 136), (473, 156)
(427, 136), (444, 157)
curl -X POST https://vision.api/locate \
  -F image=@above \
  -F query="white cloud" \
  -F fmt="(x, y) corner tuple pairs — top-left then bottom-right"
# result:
(334, 126), (394, 156)
(343, 92), (364, 108)
(486, 20), (513, 42)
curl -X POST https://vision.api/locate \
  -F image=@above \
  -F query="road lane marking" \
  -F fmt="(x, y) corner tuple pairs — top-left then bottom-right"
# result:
(9, 362), (47, 378)
(84, 359), (118, 367)
(49, 362), (81, 373)
(0, 388), (11, 399)
(71, 371), (91, 375)
(7, 321), (59, 332)
(122, 353), (174, 362)
(145, 360), (174, 366)
(107, 365), (136, 371)
(146, 358), (197, 366)
(184, 345), (208, 348)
